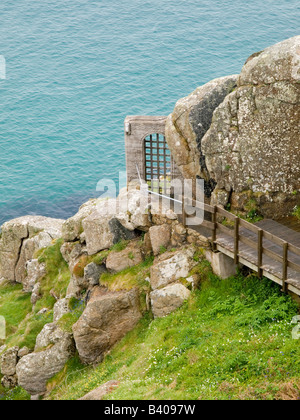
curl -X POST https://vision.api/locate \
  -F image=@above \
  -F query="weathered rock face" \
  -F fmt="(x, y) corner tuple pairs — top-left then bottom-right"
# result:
(0, 216), (64, 283)
(150, 283), (191, 318)
(62, 188), (150, 256)
(148, 224), (171, 256)
(0, 346), (19, 389)
(106, 241), (143, 273)
(84, 262), (106, 287)
(150, 247), (197, 290)
(53, 298), (71, 323)
(23, 259), (46, 293)
(72, 287), (142, 365)
(31, 282), (42, 305)
(0, 346), (19, 377)
(201, 36), (300, 217)
(165, 75), (238, 194)
(78, 380), (120, 401)
(61, 199), (98, 242)
(82, 215), (136, 256)
(16, 324), (75, 395)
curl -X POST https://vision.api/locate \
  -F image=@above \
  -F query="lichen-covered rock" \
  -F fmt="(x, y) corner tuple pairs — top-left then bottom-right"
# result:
(84, 262), (106, 286)
(60, 241), (87, 272)
(1, 374), (18, 389)
(18, 347), (30, 359)
(202, 36), (300, 217)
(148, 224), (171, 256)
(23, 259), (46, 293)
(78, 380), (120, 400)
(150, 283), (191, 318)
(150, 247), (197, 290)
(31, 282), (41, 305)
(0, 346), (19, 376)
(16, 324), (75, 395)
(72, 287), (142, 365)
(0, 346), (19, 389)
(82, 215), (136, 256)
(53, 298), (71, 323)
(0, 216), (64, 283)
(106, 241), (143, 273)
(165, 75), (238, 194)
(62, 188), (151, 255)
(62, 188), (150, 257)
(61, 199), (99, 242)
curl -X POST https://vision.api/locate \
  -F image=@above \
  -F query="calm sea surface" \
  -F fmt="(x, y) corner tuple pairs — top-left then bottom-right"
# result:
(0, 0), (299, 224)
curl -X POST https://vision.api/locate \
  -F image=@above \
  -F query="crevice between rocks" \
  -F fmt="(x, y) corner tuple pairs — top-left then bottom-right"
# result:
(14, 228), (29, 282)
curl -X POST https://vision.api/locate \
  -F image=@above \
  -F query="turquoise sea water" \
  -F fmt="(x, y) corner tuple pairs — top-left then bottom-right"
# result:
(0, 0), (299, 225)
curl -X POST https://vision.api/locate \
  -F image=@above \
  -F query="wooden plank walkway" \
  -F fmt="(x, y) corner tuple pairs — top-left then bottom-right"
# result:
(215, 219), (300, 296)
(182, 199), (300, 297)
(153, 192), (300, 296)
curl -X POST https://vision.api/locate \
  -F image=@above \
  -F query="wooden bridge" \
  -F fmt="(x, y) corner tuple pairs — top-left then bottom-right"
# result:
(126, 115), (300, 297)
(182, 200), (300, 297)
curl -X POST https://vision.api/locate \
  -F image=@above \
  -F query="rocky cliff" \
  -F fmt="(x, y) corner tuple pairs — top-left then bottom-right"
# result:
(0, 188), (209, 397)
(165, 35), (300, 218)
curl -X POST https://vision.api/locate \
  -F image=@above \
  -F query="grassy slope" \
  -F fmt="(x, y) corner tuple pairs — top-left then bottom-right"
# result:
(47, 263), (300, 401)
(0, 239), (71, 400)
(1, 239), (300, 400)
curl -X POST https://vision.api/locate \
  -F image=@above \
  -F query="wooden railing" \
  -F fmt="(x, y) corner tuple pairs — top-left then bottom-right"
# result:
(181, 199), (300, 292)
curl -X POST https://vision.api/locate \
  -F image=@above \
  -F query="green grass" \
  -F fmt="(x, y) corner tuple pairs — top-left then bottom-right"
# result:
(0, 239), (71, 352)
(35, 238), (71, 300)
(99, 256), (154, 292)
(2, 240), (300, 400)
(0, 282), (54, 351)
(0, 283), (32, 344)
(0, 385), (30, 401)
(0, 239), (73, 400)
(110, 240), (130, 253)
(46, 265), (300, 401)
(292, 206), (300, 221)
(57, 299), (85, 333)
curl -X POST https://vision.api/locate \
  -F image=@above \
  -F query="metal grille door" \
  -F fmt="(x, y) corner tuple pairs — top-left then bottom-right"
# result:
(145, 134), (171, 194)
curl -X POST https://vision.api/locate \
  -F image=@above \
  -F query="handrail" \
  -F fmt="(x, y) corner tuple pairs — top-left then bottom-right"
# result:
(135, 165), (300, 291)
(181, 201), (300, 291)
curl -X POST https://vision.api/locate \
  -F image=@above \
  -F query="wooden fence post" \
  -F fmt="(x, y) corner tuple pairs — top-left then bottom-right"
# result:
(182, 196), (186, 228)
(282, 241), (288, 292)
(212, 205), (217, 251)
(257, 229), (263, 277)
(234, 216), (239, 265)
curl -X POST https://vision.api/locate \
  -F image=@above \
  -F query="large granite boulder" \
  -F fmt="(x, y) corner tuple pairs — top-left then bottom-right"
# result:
(0, 216), (64, 283)
(61, 199), (99, 242)
(84, 262), (107, 287)
(165, 75), (238, 195)
(201, 36), (300, 217)
(150, 247), (197, 290)
(150, 283), (191, 318)
(106, 241), (143, 273)
(0, 346), (19, 377)
(16, 324), (75, 395)
(72, 287), (142, 365)
(62, 188), (151, 256)
(53, 298), (71, 322)
(82, 216), (136, 256)
(0, 346), (19, 388)
(148, 224), (171, 256)
(23, 259), (46, 293)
